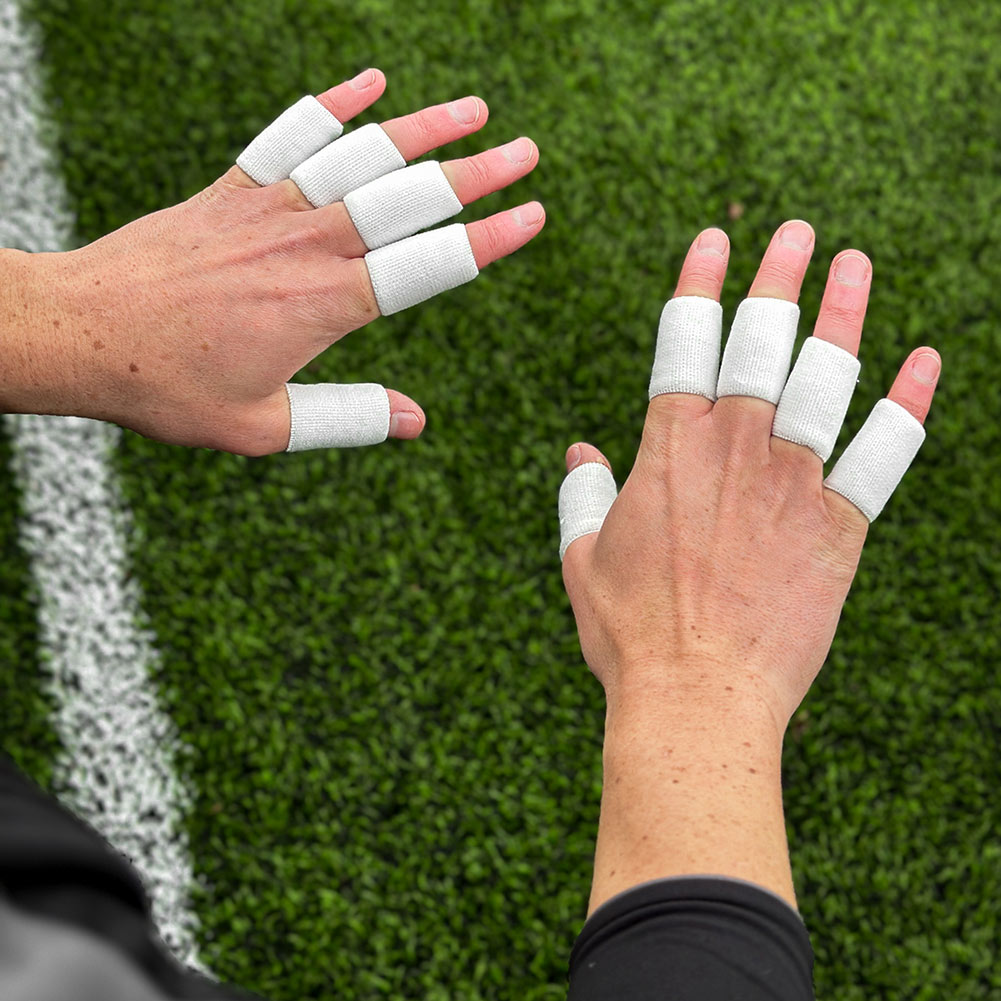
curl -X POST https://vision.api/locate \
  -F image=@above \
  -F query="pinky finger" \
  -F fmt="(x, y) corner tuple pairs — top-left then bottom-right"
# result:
(466, 201), (546, 269)
(887, 347), (941, 424)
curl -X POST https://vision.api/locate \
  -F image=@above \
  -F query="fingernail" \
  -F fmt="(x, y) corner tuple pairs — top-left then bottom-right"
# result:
(501, 137), (534, 164)
(447, 96), (480, 124)
(349, 68), (376, 90)
(779, 220), (814, 251)
(911, 352), (940, 385)
(512, 201), (544, 226)
(834, 252), (870, 287)
(568, 445), (582, 470)
(389, 411), (422, 437)
(697, 228), (728, 257)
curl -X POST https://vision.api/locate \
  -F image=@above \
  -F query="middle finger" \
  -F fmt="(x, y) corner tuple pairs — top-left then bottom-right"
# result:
(323, 136), (540, 258)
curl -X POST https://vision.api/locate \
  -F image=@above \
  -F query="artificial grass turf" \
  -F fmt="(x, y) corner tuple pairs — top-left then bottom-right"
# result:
(1, 0), (1000, 997)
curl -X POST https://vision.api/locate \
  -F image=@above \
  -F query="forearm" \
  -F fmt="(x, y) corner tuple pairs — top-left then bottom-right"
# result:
(587, 678), (797, 920)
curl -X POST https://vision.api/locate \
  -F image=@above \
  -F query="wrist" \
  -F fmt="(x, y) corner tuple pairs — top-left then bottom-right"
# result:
(603, 664), (788, 747)
(0, 246), (104, 421)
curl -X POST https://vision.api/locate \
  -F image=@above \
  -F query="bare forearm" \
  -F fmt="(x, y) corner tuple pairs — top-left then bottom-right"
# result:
(587, 679), (797, 920)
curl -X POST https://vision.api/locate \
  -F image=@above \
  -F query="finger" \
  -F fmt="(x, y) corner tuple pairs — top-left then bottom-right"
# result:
(769, 249), (872, 470)
(566, 442), (613, 474)
(466, 201), (546, 269)
(559, 442), (617, 564)
(315, 68), (387, 122)
(386, 387), (426, 439)
(886, 347), (941, 424)
(321, 138), (540, 259)
(381, 96), (489, 161)
(811, 250), (872, 356)
(342, 201), (546, 327)
(822, 348), (940, 527)
(441, 137), (539, 206)
(673, 227), (730, 300)
(224, 70), (387, 190)
(746, 219), (815, 302)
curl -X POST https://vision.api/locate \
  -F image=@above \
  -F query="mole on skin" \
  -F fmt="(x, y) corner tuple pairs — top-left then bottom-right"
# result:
(129, 363), (139, 373)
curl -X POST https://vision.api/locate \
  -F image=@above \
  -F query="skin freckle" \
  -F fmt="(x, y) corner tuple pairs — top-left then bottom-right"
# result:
(94, 280), (100, 285)
(93, 340), (105, 350)
(749, 768), (757, 774)
(201, 343), (209, 351)
(129, 363), (139, 373)
(725, 686), (733, 691)
(743, 742), (751, 747)
(52, 319), (60, 327)
(672, 779), (679, 784)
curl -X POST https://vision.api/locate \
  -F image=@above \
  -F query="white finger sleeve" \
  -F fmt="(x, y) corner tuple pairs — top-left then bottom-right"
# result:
(648, 296), (723, 402)
(717, 297), (800, 404)
(345, 161), (463, 251)
(823, 398), (926, 522)
(284, 382), (390, 451)
(236, 96), (343, 186)
(772, 336), (861, 462)
(558, 462), (618, 562)
(365, 223), (479, 316)
(290, 123), (406, 207)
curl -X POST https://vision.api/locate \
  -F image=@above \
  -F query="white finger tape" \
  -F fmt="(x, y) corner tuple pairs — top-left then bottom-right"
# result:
(717, 297), (800, 404)
(365, 223), (479, 316)
(558, 461), (618, 562)
(290, 123), (406, 207)
(772, 336), (861, 462)
(236, 96), (343, 186)
(823, 398), (926, 522)
(648, 296), (723, 402)
(285, 382), (390, 451)
(345, 161), (463, 251)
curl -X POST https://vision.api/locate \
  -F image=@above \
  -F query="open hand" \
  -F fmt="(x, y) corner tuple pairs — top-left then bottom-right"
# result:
(559, 221), (941, 733)
(14, 69), (543, 455)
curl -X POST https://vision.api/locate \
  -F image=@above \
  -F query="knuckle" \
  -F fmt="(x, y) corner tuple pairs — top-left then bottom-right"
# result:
(755, 259), (800, 290)
(343, 261), (380, 321)
(457, 153), (490, 194)
(407, 112), (439, 151)
(680, 258), (723, 290)
(476, 220), (505, 264)
(824, 488), (869, 543)
(818, 301), (860, 332)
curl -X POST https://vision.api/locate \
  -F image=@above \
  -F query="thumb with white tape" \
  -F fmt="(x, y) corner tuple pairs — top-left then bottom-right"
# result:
(558, 443), (618, 562)
(275, 382), (425, 452)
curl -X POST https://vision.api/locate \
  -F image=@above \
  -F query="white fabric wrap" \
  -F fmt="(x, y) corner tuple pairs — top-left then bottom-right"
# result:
(284, 382), (390, 451)
(717, 297), (800, 404)
(823, 398), (926, 522)
(345, 161), (463, 251)
(558, 462), (619, 561)
(772, 336), (861, 462)
(236, 96), (343, 186)
(366, 223), (479, 316)
(290, 123), (406, 207)
(648, 296), (723, 401)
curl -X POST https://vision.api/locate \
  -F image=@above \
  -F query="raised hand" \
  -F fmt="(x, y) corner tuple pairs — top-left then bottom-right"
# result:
(6, 68), (544, 455)
(558, 221), (941, 733)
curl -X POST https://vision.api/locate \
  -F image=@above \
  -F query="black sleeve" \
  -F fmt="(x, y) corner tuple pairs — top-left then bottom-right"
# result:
(567, 876), (815, 1001)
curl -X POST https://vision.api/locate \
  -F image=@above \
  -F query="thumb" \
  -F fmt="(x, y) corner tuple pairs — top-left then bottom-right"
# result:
(279, 382), (425, 453)
(559, 441), (618, 562)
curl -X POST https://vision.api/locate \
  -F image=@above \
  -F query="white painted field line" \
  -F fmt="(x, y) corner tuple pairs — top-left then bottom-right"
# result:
(0, 0), (216, 979)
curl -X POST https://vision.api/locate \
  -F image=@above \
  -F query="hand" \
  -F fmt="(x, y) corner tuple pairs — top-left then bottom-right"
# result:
(559, 221), (941, 733)
(8, 69), (543, 455)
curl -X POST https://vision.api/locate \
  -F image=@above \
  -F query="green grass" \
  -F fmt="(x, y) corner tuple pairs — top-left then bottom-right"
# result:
(2, 0), (1000, 997)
